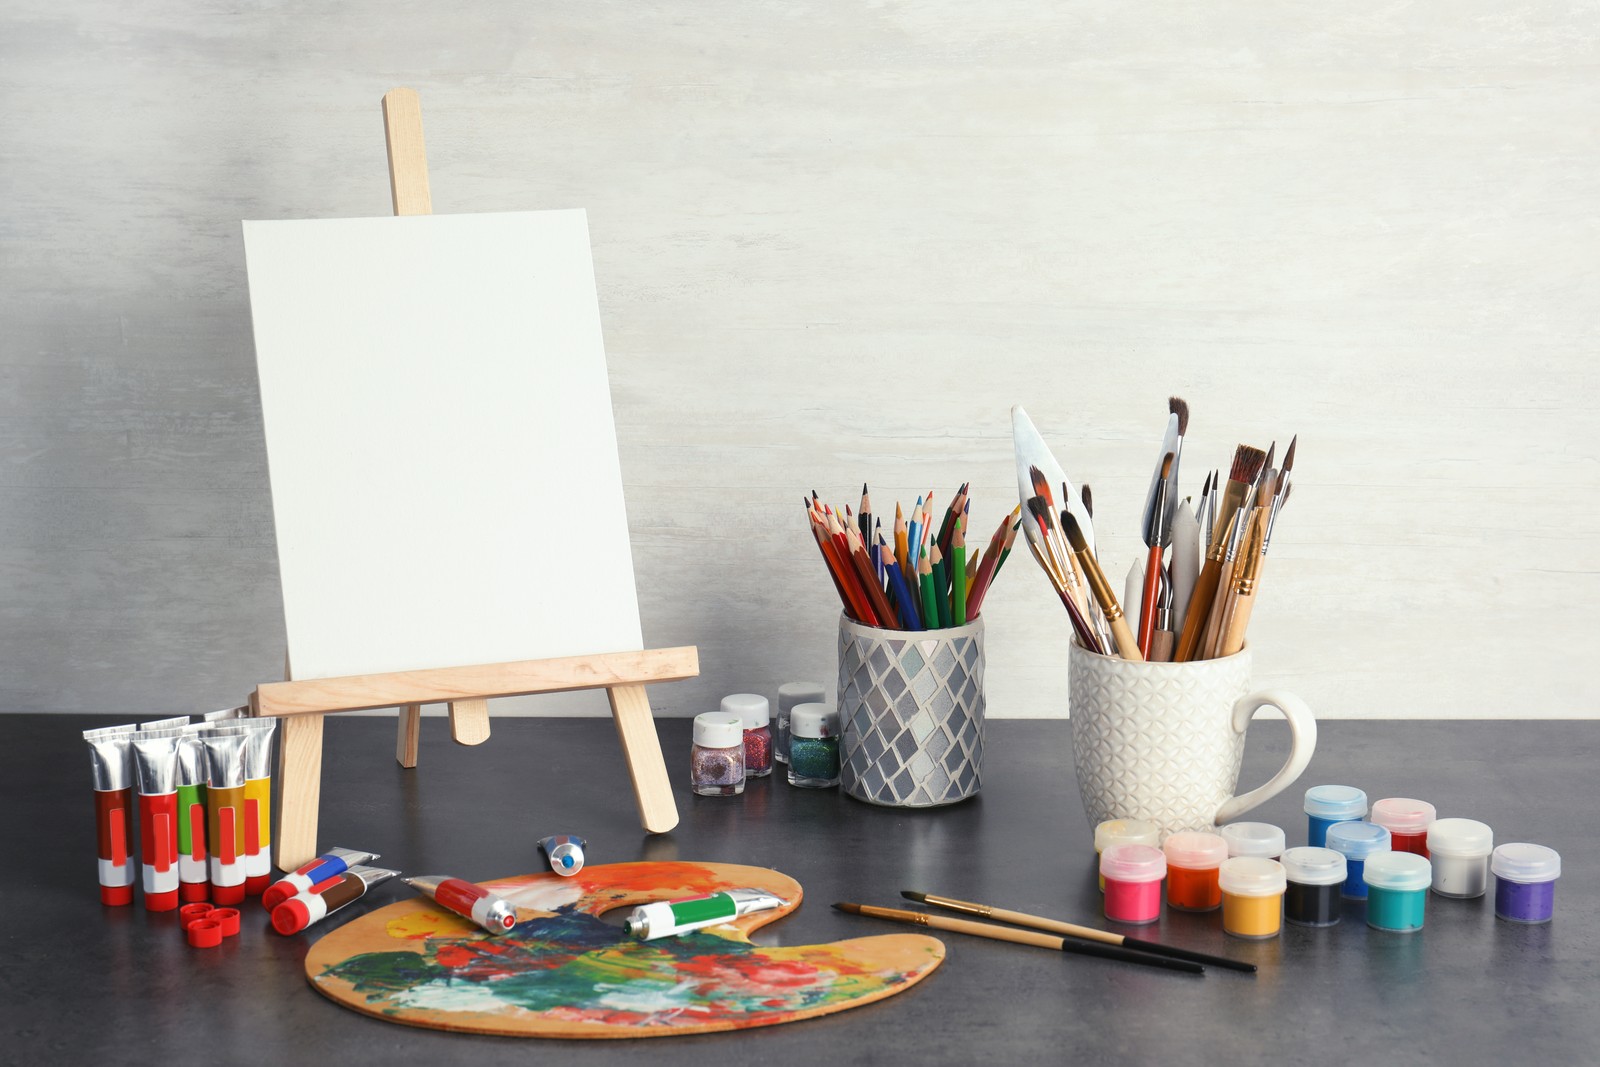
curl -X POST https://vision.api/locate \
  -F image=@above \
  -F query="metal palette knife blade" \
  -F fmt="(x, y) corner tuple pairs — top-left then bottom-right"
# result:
(1010, 405), (1095, 555)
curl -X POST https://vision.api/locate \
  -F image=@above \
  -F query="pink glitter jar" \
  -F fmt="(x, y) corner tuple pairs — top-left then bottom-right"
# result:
(1100, 843), (1166, 925)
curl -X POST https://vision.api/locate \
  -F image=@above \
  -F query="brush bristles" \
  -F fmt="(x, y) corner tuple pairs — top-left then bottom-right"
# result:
(1159, 453), (1173, 479)
(1168, 396), (1189, 435)
(1062, 511), (1089, 552)
(1080, 483), (1093, 519)
(1283, 434), (1297, 474)
(832, 902), (863, 914)
(1230, 444), (1267, 485)
(1029, 465), (1055, 509)
(900, 890), (927, 903)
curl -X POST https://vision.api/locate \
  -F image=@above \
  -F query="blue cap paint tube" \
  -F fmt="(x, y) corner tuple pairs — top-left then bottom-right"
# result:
(538, 835), (587, 876)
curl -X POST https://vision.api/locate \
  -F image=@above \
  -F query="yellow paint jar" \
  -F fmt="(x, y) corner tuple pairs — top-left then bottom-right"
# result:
(1218, 857), (1286, 940)
(1094, 819), (1161, 892)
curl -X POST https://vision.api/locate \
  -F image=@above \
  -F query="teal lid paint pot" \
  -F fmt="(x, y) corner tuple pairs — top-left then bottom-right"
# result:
(1363, 851), (1431, 932)
(1324, 821), (1391, 899)
(1304, 785), (1367, 848)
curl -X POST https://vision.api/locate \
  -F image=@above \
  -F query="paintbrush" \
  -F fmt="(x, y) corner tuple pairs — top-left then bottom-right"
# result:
(1151, 571), (1175, 662)
(1174, 444), (1266, 661)
(833, 902), (1203, 975)
(1138, 452), (1174, 656)
(900, 891), (1253, 974)
(1217, 494), (1270, 657)
(1076, 482), (1115, 652)
(1025, 523), (1104, 653)
(1061, 512), (1142, 660)
(1196, 470), (1217, 551)
(1200, 443), (1272, 658)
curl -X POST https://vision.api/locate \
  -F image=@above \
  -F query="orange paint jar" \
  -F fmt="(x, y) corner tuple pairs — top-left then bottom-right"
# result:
(1218, 857), (1286, 940)
(1162, 832), (1229, 912)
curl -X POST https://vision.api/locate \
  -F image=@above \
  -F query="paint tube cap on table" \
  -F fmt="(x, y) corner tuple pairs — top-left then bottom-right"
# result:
(1491, 843), (1561, 883)
(693, 713), (743, 749)
(1325, 821), (1392, 860)
(1427, 818), (1493, 858)
(720, 693), (770, 730)
(212, 907), (241, 936)
(1219, 857), (1287, 897)
(213, 882), (246, 906)
(1370, 797), (1437, 836)
(101, 884), (134, 907)
(1304, 784), (1368, 820)
(180, 903), (215, 929)
(1093, 819), (1161, 853)
(1363, 851), (1432, 892)
(538, 835), (587, 877)
(1280, 847), (1348, 886)
(1219, 822), (1286, 859)
(187, 920), (223, 948)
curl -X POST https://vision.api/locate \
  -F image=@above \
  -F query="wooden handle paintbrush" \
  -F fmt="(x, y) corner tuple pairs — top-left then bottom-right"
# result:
(833, 902), (1202, 975)
(1174, 444), (1265, 661)
(1138, 453), (1174, 657)
(1062, 512), (1143, 661)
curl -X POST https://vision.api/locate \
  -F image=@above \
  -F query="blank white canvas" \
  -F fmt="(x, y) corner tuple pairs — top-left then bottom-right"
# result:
(242, 209), (642, 681)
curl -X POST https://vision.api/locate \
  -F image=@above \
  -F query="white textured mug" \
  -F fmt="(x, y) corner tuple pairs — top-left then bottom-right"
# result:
(1068, 642), (1316, 835)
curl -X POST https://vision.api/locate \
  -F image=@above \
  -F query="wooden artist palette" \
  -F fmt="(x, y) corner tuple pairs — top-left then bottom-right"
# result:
(304, 861), (945, 1038)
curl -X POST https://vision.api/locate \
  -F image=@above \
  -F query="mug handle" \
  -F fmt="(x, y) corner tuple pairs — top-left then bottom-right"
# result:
(1213, 689), (1317, 825)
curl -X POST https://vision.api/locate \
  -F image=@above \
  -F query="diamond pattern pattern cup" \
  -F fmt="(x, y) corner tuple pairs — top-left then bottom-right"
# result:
(838, 615), (984, 808)
(1068, 642), (1317, 836)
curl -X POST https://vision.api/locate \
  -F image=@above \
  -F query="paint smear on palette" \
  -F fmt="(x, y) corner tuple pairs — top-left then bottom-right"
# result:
(305, 861), (944, 1039)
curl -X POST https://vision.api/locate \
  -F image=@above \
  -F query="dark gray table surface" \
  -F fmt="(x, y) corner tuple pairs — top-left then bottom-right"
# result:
(4, 714), (1595, 1066)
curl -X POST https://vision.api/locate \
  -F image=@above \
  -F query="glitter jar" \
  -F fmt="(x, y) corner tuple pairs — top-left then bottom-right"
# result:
(1220, 822), (1286, 861)
(1280, 847), (1346, 927)
(1218, 857), (1286, 940)
(1304, 785), (1367, 848)
(1100, 844), (1166, 925)
(787, 703), (840, 789)
(1427, 818), (1493, 899)
(1370, 797), (1436, 857)
(722, 694), (772, 779)
(690, 713), (745, 797)
(1491, 843), (1560, 924)
(1363, 851), (1432, 932)
(1162, 832), (1229, 912)
(775, 681), (825, 766)
(1325, 821), (1391, 900)
(1093, 819), (1161, 892)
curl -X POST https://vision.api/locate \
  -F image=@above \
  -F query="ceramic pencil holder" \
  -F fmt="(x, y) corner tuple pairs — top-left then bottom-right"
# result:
(838, 614), (985, 808)
(1068, 642), (1317, 836)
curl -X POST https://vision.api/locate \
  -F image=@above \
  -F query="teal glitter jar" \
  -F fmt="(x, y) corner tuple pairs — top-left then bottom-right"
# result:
(787, 703), (840, 789)
(1363, 851), (1432, 932)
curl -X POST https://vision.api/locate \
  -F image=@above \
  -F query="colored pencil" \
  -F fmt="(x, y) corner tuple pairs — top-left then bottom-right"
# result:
(881, 544), (923, 631)
(950, 526), (967, 628)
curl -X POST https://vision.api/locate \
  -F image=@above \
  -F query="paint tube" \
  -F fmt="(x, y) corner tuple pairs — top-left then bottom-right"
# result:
(404, 875), (521, 935)
(537, 834), (587, 877)
(130, 731), (183, 912)
(262, 847), (382, 912)
(175, 724), (212, 902)
(270, 865), (399, 935)
(200, 732), (249, 905)
(212, 719), (278, 894)
(84, 725), (139, 906)
(623, 888), (787, 940)
(139, 715), (192, 731)
(203, 707), (247, 723)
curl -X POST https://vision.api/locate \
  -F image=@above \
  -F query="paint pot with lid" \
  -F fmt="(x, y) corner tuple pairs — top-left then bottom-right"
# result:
(1370, 797), (1436, 857)
(1100, 843), (1165, 925)
(787, 703), (840, 788)
(1363, 851), (1432, 932)
(1427, 819), (1493, 899)
(690, 713), (746, 797)
(1093, 819), (1161, 892)
(1162, 832), (1229, 912)
(1491, 843), (1560, 924)
(1325, 821), (1391, 900)
(1304, 785), (1367, 848)
(775, 681), (825, 766)
(1220, 821), (1286, 861)
(1280, 847), (1346, 927)
(722, 694), (772, 779)
(1218, 857), (1286, 940)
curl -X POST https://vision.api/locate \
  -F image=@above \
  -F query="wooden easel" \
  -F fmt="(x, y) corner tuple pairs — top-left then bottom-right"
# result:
(253, 88), (695, 871)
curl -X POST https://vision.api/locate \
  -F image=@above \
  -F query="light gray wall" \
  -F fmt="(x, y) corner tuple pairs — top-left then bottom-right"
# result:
(3, 2), (1595, 718)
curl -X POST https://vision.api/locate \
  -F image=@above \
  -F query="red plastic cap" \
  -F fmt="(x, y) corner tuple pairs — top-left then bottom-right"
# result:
(187, 920), (224, 948)
(261, 882), (294, 912)
(212, 907), (241, 937)
(212, 883), (246, 906)
(179, 903), (215, 929)
(244, 875), (270, 896)
(179, 882), (210, 904)
(272, 899), (311, 936)
(101, 884), (134, 907)
(145, 889), (180, 913)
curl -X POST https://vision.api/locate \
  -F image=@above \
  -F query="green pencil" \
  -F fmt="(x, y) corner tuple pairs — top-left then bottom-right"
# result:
(919, 553), (940, 631)
(930, 544), (952, 628)
(950, 527), (967, 629)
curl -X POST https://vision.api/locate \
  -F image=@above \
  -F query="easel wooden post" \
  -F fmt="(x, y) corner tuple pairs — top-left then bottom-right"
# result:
(257, 88), (693, 871)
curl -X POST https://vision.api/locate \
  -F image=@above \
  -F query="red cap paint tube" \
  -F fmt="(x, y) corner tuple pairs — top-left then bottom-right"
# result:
(537, 835), (587, 877)
(262, 847), (383, 911)
(199, 732), (249, 905)
(404, 876), (521, 935)
(175, 725), (211, 903)
(271, 865), (400, 935)
(130, 730), (184, 912)
(83, 725), (139, 906)
(623, 888), (787, 940)
(211, 720), (278, 895)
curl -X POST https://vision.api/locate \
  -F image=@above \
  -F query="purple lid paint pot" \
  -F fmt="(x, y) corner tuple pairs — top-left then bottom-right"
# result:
(1220, 822), (1286, 860)
(1427, 818), (1493, 899)
(1491, 843), (1560, 924)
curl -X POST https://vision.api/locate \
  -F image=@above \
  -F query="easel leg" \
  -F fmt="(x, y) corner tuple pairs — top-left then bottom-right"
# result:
(449, 698), (490, 745)
(607, 685), (679, 833)
(396, 703), (422, 767)
(275, 713), (325, 871)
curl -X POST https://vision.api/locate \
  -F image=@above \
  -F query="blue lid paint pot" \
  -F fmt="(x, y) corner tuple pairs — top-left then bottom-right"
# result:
(1491, 843), (1560, 924)
(1220, 822), (1286, 860)
(1280, 847), (1346, 927)
(1363, 851), (1432, 932)
(1324, 821), (1391, 900)
(1427, 819), (1493, 899)
(1304, 785), (1367, 848)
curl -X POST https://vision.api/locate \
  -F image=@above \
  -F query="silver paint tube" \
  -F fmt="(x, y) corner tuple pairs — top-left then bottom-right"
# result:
(139, 715), (192, 731)
(84, 725), (139, 905)
(130, 734), (183, 908)
(199, 732), (249, 903)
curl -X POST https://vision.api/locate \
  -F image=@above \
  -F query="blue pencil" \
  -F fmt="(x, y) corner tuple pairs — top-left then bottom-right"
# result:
(882, 545), (924, 630)
(907, 496), (924, 572)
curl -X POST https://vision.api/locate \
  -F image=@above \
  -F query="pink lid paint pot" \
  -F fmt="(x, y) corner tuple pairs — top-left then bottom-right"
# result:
(1093, 819), (1161, 892)
(1370, 798), (1436, 857)
(1100, 843), (1166, 925)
